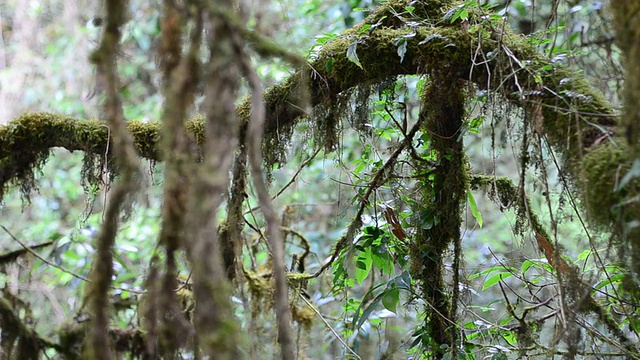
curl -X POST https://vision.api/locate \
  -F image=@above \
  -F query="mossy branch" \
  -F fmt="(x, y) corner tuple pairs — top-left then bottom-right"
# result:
(0, 0), (628, 229)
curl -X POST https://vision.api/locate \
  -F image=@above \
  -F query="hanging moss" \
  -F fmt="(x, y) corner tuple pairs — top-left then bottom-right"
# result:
(409, 74), (468, 357)
(243, 270), (274, 318)
(291, 306), (314, 330)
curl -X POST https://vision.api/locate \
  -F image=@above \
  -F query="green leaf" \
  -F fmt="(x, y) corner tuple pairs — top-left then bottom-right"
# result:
(482, 272), (512, 290)
(594, 273), (624, 290)
(371, 251), (394, 274)
(463, 321), (477, 330)
(381, 286), (400, 313)
(533, 73), (543, 84)
(470, 264), (517, 280)
(355, 296), (382, 330)
(467, 190), (483, 228)
(62, 249), (80, 261)
(332, 260), (348, 287)
(576, 249), (591, 262)
(499, 316), (514, 326)
(57, 272), (73, 284)
(501, 331), (517, 345)
(355, 249), (373, 284)
(630, 316), (640, 333)
(521, 259), (534, 274)
(347, 42), (363, 69)
(419, 209), (438, 229)
(459, 8), (469, 21)
(358, 24), (371, 34)
(443, 4), (464, 22)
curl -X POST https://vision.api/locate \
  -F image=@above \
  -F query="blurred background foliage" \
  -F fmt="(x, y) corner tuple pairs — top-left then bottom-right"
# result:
(0, 0), (629, 358)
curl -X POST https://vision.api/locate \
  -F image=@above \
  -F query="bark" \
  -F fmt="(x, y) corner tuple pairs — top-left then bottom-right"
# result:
(86, 1), (141, 359)
(610, 0), (640, 281)
(182, 3), (243, 358)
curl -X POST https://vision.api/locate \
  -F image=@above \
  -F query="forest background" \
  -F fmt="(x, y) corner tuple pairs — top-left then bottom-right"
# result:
(0, 0), (637, 359)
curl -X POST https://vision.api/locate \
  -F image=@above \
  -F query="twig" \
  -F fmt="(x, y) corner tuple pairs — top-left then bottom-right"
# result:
(298, 293), (362, 360)
(311, 116), (426, 278)
(1, 226), (142, 295)
(244, 147), (321, 216)
(0, 239), (53, 265)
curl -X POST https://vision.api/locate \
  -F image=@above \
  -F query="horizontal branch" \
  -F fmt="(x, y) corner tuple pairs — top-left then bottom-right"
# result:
(0, 0), (628, 228)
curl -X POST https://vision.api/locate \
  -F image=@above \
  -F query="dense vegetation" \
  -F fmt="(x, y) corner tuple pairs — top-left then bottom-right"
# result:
(0, 0), (638, 359)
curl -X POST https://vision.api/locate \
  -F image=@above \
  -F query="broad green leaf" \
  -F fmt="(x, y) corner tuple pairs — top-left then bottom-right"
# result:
(371, 251), (394, 274)
(469, 264), (518, 280)
(332, 260), (348, 287)
(463, 321), (477, 330)
(355, 249), (373, 284)
(358, 24), (371, 34)
(482, 272), (512, 290)
(459, 8), (469, 21)
(467, 190), (483, 228)
(499, 316), (515, 326)
(381, 286), (400, 313)
(594, 273), (624, 290)
(347, 42), (363, 69)
(57, 272), (73, 284)
(419, 209), (438, 229)
(62, 249), (80, 261)
(630, 316), (640, 333)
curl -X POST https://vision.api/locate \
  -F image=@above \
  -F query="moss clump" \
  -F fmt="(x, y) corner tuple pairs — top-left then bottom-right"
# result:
(291, 306), (314, 330)
(579, 139), (633, 228)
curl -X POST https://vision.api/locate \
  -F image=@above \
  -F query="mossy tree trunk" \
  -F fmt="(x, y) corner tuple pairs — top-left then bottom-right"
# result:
(409, 74), (467, 358)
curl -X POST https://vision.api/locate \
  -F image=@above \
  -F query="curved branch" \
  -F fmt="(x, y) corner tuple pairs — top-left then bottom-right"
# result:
(0, 0), (625, 229)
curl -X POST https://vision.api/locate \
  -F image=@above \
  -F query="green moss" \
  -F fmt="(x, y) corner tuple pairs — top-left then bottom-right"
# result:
(580, 139), (633, 227)
(127, 120), (161, 159)
(408, 75), (468, 354)
(291, 306), (314, 330)
(185, 115), (205, 146)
